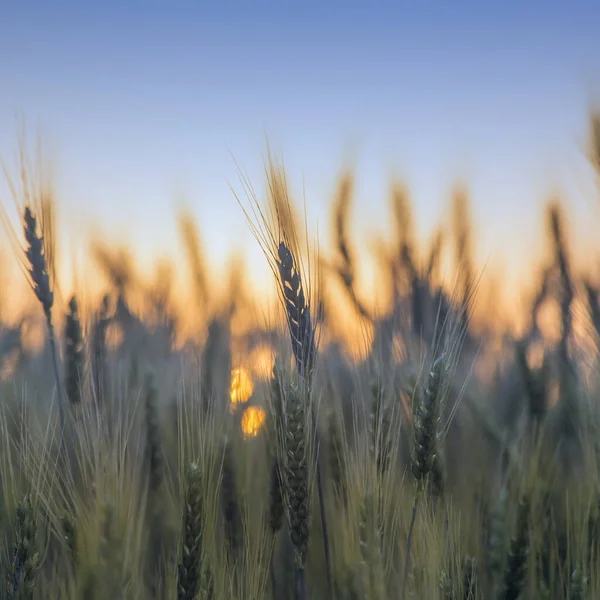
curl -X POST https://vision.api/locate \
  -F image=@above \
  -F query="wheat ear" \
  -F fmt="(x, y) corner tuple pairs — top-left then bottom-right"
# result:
(276, 240), (333, 597)
(24, 206), (66, 450)
(178, 462), (208, 600)
(64, 296), (84, 406)
(401, 354), (445, 599)
(8, 494), (40, 600)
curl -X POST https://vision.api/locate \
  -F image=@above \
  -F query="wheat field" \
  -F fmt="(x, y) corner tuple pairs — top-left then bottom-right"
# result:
(0, 116), (599, 600)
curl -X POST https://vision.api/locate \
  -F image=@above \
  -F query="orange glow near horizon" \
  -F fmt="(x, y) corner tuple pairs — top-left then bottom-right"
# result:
(2, 163), (600, 365)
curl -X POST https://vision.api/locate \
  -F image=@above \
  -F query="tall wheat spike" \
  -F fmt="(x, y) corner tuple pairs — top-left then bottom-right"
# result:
(276, 241), (316, 379)
(178, 462), (208, 600)
(401, 353), (446, 599)
(23, 206), (66, 447)
(234, 159), (333, 597)
(276, 240), (334, 598)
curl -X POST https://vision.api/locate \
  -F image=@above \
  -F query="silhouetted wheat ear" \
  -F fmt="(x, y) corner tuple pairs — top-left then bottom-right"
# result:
(276, 241), (315, 379)
(220, 439), (242, 563)
(8, 494), (40, 600)
(498, 495), (530, 600)
(64, 296), (84, 406)
(274, 237), (332, 596)
(515, 339), (547, 426)
(23, 205), (66, 448)
(92, 295), (109, 408)
(178, 462), (206, 600)
(144, 371), (163, 494)
(24, 207), (53, 317)
(268, 359), (285, 534)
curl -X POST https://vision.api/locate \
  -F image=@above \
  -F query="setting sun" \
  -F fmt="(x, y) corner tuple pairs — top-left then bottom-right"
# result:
(241, 405), (267, 439)
(229, 367), (254, 405)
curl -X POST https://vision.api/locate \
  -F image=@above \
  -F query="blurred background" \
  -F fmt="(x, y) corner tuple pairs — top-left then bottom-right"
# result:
(1, 1), (599, 320)
(0, 1), (600, 386)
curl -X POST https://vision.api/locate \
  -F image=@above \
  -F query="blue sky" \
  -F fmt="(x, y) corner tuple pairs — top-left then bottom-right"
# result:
(1, 0), (599, 299)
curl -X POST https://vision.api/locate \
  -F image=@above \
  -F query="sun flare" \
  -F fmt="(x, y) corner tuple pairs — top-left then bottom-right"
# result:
(241, 405), (267, 439)
(229, 367), (254, 405)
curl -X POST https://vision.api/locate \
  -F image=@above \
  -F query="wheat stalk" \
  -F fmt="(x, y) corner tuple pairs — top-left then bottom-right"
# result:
(283, 383), (310, 600)
(23, 206), (67, 452)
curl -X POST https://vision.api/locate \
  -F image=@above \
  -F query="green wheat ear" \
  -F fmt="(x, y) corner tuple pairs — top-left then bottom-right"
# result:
(412, 355), (445, 486)
(402, 353), (447, 599)
(267, 358), (285, 536)
(8, 494), (40, 600)
(178, 462), (208, 600)
(284, 384), (310, 567)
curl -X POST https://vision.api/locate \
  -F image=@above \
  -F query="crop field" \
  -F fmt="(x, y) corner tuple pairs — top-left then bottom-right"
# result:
(0, 116), (600, 599)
